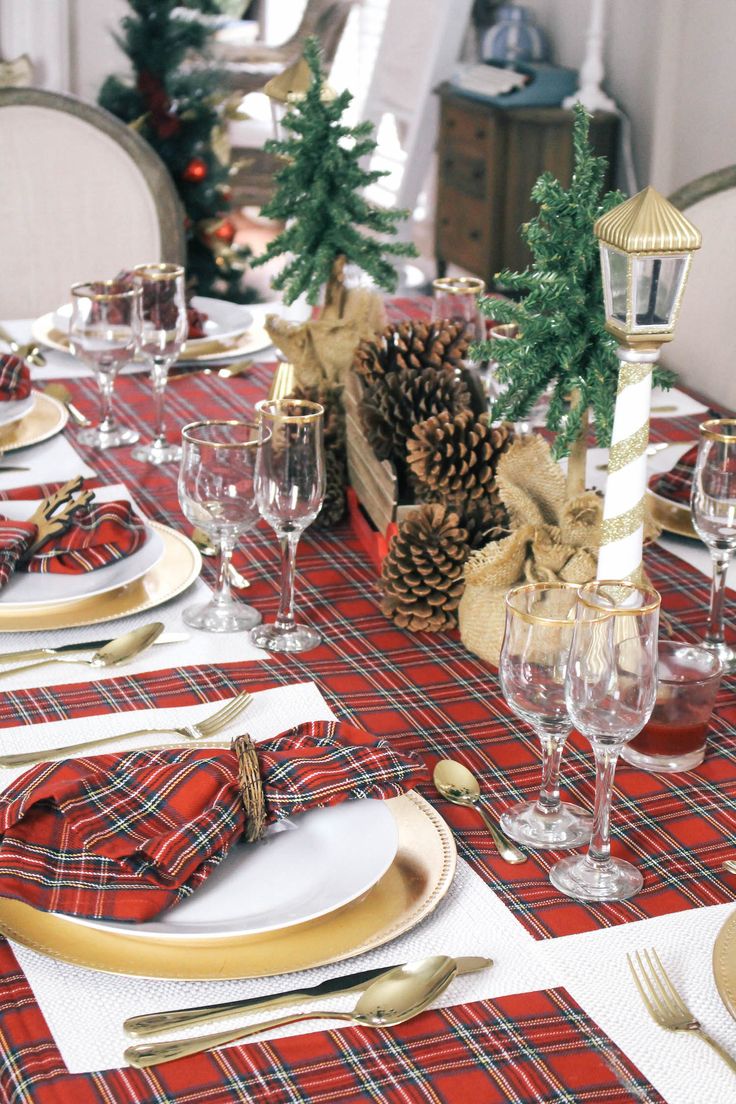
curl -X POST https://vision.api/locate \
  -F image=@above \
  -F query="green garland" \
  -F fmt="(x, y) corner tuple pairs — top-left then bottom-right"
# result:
(252, 38), (417, 305)
(473, 104), (674, 457)
(99, 0), (256, 302)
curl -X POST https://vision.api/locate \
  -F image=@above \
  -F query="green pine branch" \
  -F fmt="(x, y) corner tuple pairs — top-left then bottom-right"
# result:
(473, 104), (674, 456)
(251, 37), (417, 305)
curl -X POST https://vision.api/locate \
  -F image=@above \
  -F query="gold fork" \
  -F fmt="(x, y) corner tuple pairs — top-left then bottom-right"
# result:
(0, 691), (252, 769)
(627, 948), (736, 1073)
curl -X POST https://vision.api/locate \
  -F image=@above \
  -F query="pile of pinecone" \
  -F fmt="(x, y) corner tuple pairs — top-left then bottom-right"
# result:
(353, 319), (513, 633)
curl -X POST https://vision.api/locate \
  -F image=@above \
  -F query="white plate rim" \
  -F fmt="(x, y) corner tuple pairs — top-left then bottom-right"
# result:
(0, 507), (165, 610)
(58, 798), (399, 941)
(50, 297), (254, 349)
(0, 394), (34, 427)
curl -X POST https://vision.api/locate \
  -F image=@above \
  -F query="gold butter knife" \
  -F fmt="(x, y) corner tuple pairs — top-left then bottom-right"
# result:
(124, 955), (493, 1037)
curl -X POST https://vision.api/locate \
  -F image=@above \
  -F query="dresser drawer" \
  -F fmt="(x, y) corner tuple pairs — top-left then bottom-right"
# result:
(436, 192), (493, 276)
(439, 149), (487, 198)
(441, 100), (494, 151)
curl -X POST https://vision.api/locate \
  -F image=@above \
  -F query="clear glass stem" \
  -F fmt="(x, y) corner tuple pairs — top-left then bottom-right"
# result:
(214, 536), (236, 608)
(587, 744), (621, 866)
(96, 370), (116, 434)
(275, 531), (300, 632)
(706, 549), (731, 647)
(151, 360), (168, 449)
(533, 725), (569, 816)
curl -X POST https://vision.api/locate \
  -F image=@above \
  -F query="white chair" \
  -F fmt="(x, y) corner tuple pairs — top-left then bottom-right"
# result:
(662, 166), (736, 412)
(0, 88), (185, 318)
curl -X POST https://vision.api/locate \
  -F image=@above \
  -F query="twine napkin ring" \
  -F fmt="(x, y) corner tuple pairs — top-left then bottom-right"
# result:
(231, 733), (266, 842)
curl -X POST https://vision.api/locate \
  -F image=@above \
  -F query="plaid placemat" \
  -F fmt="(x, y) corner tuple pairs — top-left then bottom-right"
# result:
(0, 936), (661, 1104)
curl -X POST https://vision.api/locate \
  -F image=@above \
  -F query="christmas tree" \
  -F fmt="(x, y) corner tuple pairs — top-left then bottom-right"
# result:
(99, 0), (256, 303)
(473, 104), (673, 492)
(252, 37), (417, 308)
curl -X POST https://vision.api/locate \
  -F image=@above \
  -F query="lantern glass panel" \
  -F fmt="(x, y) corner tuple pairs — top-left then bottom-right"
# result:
(602, 246), (629, 325)
(632, 255), (689, 331)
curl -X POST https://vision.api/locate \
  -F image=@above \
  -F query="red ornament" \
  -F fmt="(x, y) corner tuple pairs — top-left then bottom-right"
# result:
(213, 218), (236, 245)
(182, 158), (208, 183)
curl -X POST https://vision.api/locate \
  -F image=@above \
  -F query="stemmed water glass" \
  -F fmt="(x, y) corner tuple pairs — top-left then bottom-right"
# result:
(69, 280), (141, 449)
(691, 419), (736, 669)
(132, 263), (188, 465)
(251, 398), (325, 653)
(178, 420), (264, 632)
(550, 580), (660, 902)
(431, 276), (485, 342)
(499, 582), (593, 849)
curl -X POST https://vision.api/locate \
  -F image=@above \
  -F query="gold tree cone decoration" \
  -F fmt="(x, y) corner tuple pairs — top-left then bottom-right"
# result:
(381, 503), (469, 633)
(353, 320), (469, 383)
(407, 411), (512, 503)
(360, 367), (471, 464)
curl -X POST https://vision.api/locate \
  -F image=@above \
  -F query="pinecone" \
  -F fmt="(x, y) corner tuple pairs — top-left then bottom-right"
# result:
(407, 411), (512, 502)
(353, 320), (469, 383)
(461, 495), (509, 549)
(360, 366), (471, 464)
(292, 384), (347, 529)
(381, 503), (469, 632)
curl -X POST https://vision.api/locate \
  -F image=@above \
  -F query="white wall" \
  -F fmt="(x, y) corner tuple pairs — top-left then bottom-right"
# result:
(522, 0), (736, 194)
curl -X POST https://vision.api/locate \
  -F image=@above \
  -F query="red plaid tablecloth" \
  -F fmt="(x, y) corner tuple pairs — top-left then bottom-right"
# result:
(0, 297), (727, 1101)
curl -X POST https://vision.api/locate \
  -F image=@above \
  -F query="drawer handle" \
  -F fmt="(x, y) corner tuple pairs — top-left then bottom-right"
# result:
(475, 127), (486, 140)
(444, 158), (455, 170)
(472, 166), (484, 181)
(447, 118), (456, 128)
(441, 217), (450, 227)
(469, 229), (481, 241)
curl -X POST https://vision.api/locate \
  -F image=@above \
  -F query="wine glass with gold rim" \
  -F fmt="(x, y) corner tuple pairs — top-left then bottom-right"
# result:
(550, 580), (660, 902)
(499, 581), (593, 849)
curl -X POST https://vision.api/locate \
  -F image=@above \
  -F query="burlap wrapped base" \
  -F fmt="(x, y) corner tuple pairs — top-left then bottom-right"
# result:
(458, 435), (658, 668)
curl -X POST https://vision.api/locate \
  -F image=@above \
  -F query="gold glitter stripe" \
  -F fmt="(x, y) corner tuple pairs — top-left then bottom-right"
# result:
(608, 424), (650, 474)
(616, 362), (653, 393)
(600, 500), (646, 544)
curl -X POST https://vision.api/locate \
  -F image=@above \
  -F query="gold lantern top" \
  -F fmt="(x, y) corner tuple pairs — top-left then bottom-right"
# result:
(594, 186), (702, 346)
(263, 57), (336, 104)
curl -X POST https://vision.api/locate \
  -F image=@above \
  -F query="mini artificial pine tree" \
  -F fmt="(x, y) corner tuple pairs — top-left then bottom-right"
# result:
(99, 0), (255, 302)
(473, 104), (673, 494)
(252, 37), (417, 308)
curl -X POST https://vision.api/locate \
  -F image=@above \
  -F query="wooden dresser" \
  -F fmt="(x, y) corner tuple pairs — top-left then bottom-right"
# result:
(435, 84), (619, 286)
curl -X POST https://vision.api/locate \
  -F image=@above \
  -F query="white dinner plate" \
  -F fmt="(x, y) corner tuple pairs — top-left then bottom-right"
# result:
(0, 498), (165, 609)
(62, 798), (399, 940)
(52, 296), (253, 348)
(0, 394), (34, 428)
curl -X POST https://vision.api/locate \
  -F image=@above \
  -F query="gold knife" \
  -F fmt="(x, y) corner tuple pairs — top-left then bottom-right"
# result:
(124, 955), (493, 1037)
(0, 633), (189, 666)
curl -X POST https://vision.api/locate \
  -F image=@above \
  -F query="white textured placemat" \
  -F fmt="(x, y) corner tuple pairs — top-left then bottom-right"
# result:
(0, 483), (268, 687)
(0, 432), (95, 493)
(650, 385), (708, 419)
(3, 680), (545, 1073)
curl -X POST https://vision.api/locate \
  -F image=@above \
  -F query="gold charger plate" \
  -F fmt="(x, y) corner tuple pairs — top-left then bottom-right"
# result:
(0, 791), (456, 980)
(31, 313), (270, 364)
(0, 521), (201, 632)
(0, 391), (67, 451)
(647, 490), (698, 540)
(713, 907), (736, 1021)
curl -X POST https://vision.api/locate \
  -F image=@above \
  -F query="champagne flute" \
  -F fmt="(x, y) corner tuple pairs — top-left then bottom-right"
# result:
(69, 280), (141, 449)
(550, 581), (660, 902)
(132, 263), (188, 465)
(691, 418), (736, 669)
(251, 398), (325, 653)
(499, 582), (593, 849)
(178, 420), (264, 632)
(431, 276), (485, 342)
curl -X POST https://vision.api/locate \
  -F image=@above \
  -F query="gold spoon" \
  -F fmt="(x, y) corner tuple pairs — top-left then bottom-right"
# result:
(433, 759), (527, 865)
(0, 325), (46, 367)
(0, 623), (164, 680)
(190, 528), (250, 589)
(168, 358), (252, 381)
(125, 954), (457, 1069)
(721, 860), (736, 875)
(42, 383), (93, 428)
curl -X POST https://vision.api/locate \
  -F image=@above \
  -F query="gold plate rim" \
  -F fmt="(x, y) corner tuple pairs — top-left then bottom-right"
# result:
(713, 906), (736, 1021)
(0, 791), (456, 980)
(0, 521), (201, 632)
(646, 489), (698, 540)
(0, 391), (68, 452)
(31, 313), (270, 364)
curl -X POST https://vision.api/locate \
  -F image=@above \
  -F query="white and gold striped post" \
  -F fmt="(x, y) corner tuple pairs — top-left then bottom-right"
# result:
(594, 187), (702, 581)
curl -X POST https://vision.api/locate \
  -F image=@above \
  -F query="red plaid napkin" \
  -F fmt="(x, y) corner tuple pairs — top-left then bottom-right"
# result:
(649, 444), (698, 506)
(0, 355), (31, 402)
(0, 720), (426, 922)
(0, 500), (147, 589)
